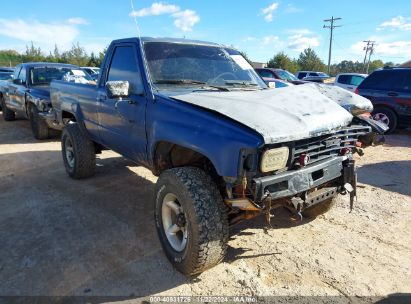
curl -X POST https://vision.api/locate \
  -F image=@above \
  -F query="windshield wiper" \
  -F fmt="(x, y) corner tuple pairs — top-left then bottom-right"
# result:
(224, 80), (258, 87)
(154, 79), (230, 91)
(154, 79), (206, 85)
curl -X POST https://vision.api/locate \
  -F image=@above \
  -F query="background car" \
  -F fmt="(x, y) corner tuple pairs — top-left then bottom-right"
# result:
(0, 67), (14, 80)
(334, 73), (367, 92)
(356, 67), (411, 133)
(296, 71), (330, 80)
(82, 67), (100, 80)
(255, 68), (306, 84)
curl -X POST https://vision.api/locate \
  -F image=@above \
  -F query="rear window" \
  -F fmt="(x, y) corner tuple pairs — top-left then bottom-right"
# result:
(359, 70), (410, 91)
(337, 75), (350, 84)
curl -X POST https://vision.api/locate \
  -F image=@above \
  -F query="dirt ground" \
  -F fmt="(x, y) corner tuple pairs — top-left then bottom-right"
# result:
(0, 116), (410, 303)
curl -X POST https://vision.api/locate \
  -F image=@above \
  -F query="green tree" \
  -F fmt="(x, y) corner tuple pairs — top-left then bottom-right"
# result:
(23, 42), (45, 62)
(62, 42), (89, 66)
(297, 48), (325, 72)
(267, 52), (299, 74)
(367, 60), (384, 73)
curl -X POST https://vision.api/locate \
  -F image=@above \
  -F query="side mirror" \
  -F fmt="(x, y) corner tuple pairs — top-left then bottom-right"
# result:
(13, 79), (24, 85)
(106, 81), (129, 98)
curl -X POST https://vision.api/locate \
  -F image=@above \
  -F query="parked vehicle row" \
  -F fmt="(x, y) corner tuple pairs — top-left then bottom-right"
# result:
(0, 37), (388, 275)
(0, 62), (94, 139)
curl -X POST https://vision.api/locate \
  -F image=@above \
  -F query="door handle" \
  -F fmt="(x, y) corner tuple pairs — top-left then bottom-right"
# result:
(347, 86), (353, 90)
(387, 92), (398, 97)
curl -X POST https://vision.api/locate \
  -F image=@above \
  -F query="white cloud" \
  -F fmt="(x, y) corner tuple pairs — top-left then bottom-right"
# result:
(0, 18), (79, 48)
(287, 33), (320, 51)
(262, 35), (280, 45)
(130, 2), (199, 32)
(67, 17), (89, 25)
(172, 10), (200, 32)
(351, 39), (411, 58)
(261, 3), (279, 22)
(378, 16), (411, 31)
(242, 36), (257, 42)
(130, 2), (179, 17)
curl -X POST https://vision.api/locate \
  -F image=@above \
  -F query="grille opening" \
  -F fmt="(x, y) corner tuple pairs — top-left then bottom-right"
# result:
(312, 169), (324, 181)
(266, 181), (288, 193)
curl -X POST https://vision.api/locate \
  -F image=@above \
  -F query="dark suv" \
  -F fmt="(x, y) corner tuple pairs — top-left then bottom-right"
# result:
(356, 67), (411, 133)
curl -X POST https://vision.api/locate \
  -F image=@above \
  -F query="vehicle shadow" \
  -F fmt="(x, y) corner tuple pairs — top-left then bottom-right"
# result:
(357, 160), (411, 196)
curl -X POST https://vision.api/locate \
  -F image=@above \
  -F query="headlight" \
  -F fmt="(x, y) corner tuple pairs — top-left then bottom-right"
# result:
(260, 147), (289, 173)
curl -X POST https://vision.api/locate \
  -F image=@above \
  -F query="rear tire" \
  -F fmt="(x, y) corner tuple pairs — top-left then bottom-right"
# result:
(1, 97), (15, 121)
(372, 107), (397, 133)
(61, 122), (96, 179)
(155, 167), (229, 275)
(302, 197), (336, 218)
(29, 104), (50, 140)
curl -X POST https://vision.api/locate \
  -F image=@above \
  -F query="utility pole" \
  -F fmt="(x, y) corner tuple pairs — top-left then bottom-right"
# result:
(366, 41), (376, 74)
(362, 40), (375, 73)
(323, 16), (342, 75)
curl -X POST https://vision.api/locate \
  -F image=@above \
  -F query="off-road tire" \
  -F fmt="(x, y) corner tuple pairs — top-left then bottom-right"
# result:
(155, 167), (229, 275)
(1, 96), (15, 121)
(61, 122), (95, 179)
(28, 104), (50, 140)
(372, 107), (397, 133)
(302, 197), (336, 218)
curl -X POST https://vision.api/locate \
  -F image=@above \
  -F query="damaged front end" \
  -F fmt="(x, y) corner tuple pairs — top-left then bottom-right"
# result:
(224, 124), (374, 227)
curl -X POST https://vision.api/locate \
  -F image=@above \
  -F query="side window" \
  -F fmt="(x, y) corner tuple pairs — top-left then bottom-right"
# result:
(338, 75), (350, 84)
(309, 72), (318, 76)
(18, 67), (26, 83)
(350, 75), (364, 86)
(13, 66), (21, 80)
(298, 72), (307, 79)
(360, 71), (396, 90)
(258, 70), (274, 78)
(107, 46), (143, 94)
(395, 71), (411, 92)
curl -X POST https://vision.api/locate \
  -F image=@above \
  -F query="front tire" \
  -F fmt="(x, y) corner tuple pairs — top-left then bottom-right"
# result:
(1, 97), (15, 121)
(155, 167), (229, 275)
(28, 104), (50, 140)
(372, 107), (397, 133)
(61, 122), (96, 179)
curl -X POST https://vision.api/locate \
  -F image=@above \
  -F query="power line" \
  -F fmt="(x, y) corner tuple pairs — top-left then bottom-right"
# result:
(362, 40), (376, 73)
(323, 16), (342, 74)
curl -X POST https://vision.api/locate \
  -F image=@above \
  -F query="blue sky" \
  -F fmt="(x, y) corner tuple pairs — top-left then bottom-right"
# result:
(0, 0), (410, 63)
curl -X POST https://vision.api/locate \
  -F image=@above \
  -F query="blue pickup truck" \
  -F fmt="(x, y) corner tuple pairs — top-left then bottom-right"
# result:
(48, 37), (385, 275)
(0, 62), (93, 139)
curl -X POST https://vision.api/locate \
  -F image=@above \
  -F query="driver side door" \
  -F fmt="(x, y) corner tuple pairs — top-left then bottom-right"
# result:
(97, 44), (148, 163)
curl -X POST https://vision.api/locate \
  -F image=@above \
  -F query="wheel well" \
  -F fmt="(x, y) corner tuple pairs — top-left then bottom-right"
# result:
(62, 111), (76, 122)
(373, 105), (398, 117)
(153, 141), (221, 181)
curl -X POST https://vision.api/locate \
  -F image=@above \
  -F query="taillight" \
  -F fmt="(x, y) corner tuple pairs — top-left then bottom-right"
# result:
(354, 88), (359, 94)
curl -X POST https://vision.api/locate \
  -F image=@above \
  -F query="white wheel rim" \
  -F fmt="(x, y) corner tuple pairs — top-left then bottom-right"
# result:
(65, 137), (75, 168)
(373, 113), (390, 126)
(162, 193), (188, 252)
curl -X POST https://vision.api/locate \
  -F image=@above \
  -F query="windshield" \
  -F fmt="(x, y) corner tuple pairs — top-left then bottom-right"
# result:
(30, 67), (92, 86)
(143, 42), (267, 90)
(0, 72), (13, 80)
(276, 70), (298, 81)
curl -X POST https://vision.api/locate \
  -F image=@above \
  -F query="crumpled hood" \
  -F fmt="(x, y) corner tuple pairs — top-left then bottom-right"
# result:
(169, 83), (373, 144)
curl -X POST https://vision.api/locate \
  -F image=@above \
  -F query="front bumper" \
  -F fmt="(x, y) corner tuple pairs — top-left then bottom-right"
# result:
(253, 156), (348, 201)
